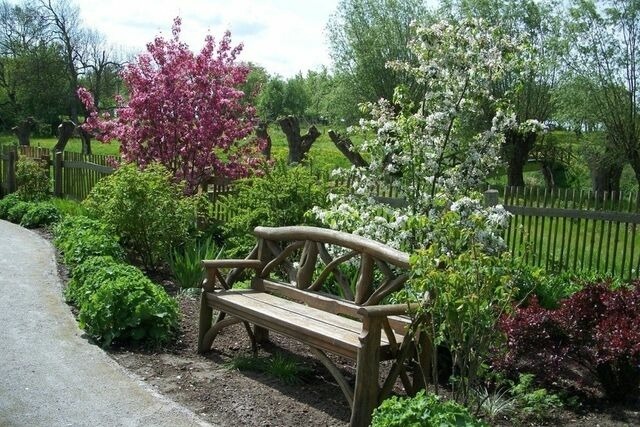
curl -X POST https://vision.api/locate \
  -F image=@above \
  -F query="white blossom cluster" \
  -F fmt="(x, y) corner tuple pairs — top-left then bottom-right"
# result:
(315, 18), (528, 253)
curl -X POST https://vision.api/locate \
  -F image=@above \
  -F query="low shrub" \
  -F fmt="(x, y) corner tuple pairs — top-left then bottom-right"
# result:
(50, 197), (88, 217)
(78, 269), (179, 348)
(7, 200), (31, 223)
(65, 255), (128, 306)
(15, 157), (50, 201)
(497, 281), (640, 402)
(53, 215), (124, 267)
(221, 161), (328, 257)
(371, 391), (488, 427)
(83, 163), (196, 271)
(0, 193), (22, 219)
(20, 202), (60, 228)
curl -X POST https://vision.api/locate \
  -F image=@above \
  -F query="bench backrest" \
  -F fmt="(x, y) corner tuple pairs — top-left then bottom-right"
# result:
(214, 226), (411, 333)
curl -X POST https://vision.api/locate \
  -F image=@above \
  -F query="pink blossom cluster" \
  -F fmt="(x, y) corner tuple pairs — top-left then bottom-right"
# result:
(79, 17), (265, 194)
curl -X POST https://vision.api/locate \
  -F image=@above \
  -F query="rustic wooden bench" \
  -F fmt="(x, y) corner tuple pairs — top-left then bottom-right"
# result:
(198, 226), (430, 427)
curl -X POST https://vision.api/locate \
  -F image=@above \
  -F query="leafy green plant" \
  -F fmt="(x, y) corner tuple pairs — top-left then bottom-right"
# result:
(78, 270), (179, 348)
(7, 200), (31, 223)
(83, 163), (197, 271)
(0, 193), (22, 219)
(371, 391), (488, 427)
(53, 215), (124, 267)
(20, 202), (60, 228)
(168, 236), (223, 289)
(221, 161), (328, 257)
(15, 157), (50, 201)
(509, 374), (563, 419)
(410, 210), (516, 404)
(65, 255), (132, 306)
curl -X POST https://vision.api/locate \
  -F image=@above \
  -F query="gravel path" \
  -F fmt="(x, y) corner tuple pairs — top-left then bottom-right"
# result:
(0, 220), (214, 427)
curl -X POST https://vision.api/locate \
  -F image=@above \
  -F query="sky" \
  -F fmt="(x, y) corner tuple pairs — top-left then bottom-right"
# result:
(76, 0), (340, 78)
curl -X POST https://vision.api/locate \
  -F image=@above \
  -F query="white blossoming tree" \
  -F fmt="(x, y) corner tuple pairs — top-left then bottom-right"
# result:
(315, 18), (522, 253)
(315, 18), (531, 404)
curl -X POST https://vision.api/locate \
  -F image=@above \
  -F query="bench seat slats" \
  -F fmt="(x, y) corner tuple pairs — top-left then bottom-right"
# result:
(205, 290), (403, 360)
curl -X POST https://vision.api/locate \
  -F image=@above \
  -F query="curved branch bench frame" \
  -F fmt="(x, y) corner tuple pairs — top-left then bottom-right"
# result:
(198, 226), (430, 427)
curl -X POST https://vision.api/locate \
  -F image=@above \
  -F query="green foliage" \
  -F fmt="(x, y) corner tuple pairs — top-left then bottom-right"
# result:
(77, 268), (179, 348)
(83, 163), (196, 270)
(168, 236), (223, 289)
(222, 162), (328, 256)
(225, 352), (310, 385)
(19, 201), (60, 228)
(371, 391), (488, 427)
(15, 157), (50, 201)
(0, 194), (24, 220)
(509, 374), (563, 419)
(7, 200), (31, 223)
(50, 197), (89, 217)
(52, 215), (124, 267)
(65, 255), (132, 306)
(410, 210), (516, 403)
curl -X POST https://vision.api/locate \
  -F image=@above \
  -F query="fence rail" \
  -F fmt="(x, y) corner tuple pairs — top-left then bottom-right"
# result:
(489, 187), (640, 280)
(0, 145), (116, 200)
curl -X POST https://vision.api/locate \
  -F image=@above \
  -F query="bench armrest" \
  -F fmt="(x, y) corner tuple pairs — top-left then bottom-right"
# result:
(357, 303), (420, 319)
(201, 259), (263, 291)
(201, 259), (263, 269)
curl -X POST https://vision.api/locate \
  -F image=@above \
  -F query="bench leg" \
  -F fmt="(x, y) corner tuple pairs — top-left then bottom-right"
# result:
(350, 319), (381, 427)
(198, 292), (213, 353)
(254, 325), (269, 344)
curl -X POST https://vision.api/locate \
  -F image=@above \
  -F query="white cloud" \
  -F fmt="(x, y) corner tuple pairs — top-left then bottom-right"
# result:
(76, 0), (338, 77)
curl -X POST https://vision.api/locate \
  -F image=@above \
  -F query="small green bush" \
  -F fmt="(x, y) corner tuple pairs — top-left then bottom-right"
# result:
(15, 157), (49, 201)
(222, 161), (328, 256)
(78, 270), (179, 348)
(7, 200), (31, 223)
(65, 255), (129, 305)
(371, 391), (488, 427)
(83, 163), (196, 271)
(20, 202), (60, 228)
(0, 194), (23, 219)
(53, 215), (124, 267)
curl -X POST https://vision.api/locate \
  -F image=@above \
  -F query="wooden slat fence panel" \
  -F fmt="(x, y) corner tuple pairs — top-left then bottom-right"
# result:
(61, 151), (116, 200)
(497, 187), (640, 281)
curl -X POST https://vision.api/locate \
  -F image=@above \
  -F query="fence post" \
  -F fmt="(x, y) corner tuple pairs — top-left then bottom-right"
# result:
(54, 151), (63, 197)
(7, 149), (17, 194)
(484, 189), (499, 207)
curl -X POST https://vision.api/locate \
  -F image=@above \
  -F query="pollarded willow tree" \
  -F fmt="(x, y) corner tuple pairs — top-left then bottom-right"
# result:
(79, 18), (264, 194)
(567, 0), (640, 190)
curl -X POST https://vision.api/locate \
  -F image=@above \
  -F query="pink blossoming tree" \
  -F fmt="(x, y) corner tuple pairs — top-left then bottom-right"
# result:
(78, 17), (264, 194)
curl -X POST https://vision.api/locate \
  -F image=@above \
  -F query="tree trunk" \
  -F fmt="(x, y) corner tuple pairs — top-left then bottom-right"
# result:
(53, 120), (76, 153)
(590, 163), (622, 193)
(502, 130), (537, 187)
(256, 121), (272, 160)
(540, 161), (570, 189)
(278, 115), (321, 164)
(328, 129), (369, 168)
(12, 117), (35, 146)
(78, 127), (92, 155)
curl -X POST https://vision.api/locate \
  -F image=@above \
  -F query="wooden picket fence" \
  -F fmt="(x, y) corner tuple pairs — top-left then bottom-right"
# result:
(0, 145), (116, 200)
(489, 186), (640, 280)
